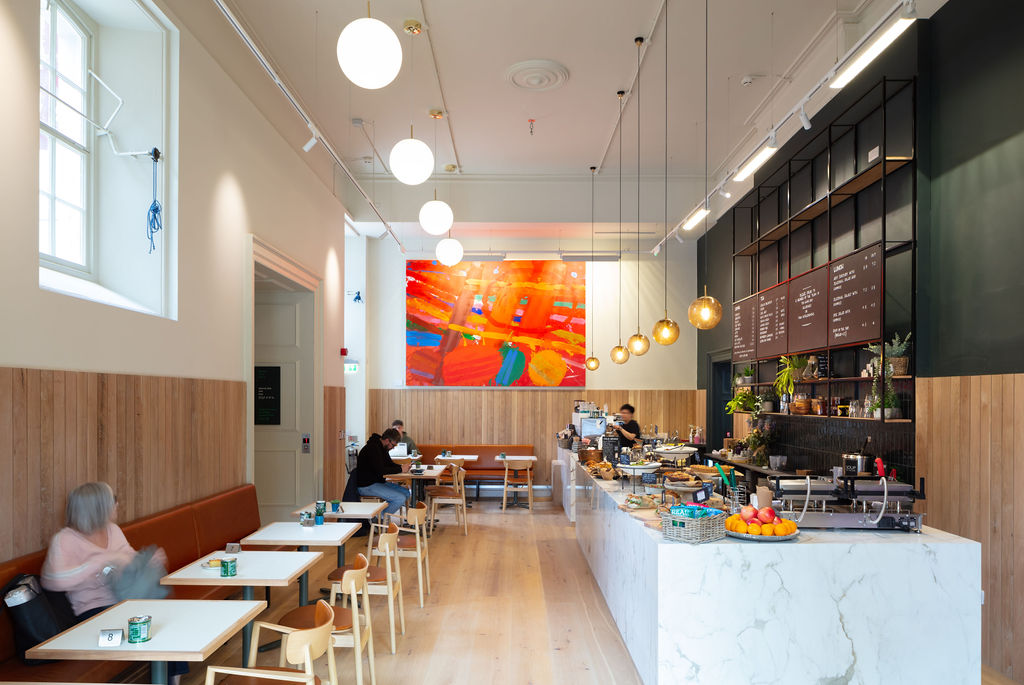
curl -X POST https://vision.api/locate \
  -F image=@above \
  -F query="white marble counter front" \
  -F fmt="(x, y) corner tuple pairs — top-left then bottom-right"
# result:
(574, 463), (982, 684)
(556, 446), (576, 523)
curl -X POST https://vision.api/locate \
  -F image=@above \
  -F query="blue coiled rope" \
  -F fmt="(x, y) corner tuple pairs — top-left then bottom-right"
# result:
(147, 148), (162, 254)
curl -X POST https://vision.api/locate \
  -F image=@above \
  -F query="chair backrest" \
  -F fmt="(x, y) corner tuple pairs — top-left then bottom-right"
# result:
(284, 599), (334, 667)
(437, 459), (464, 485)
(340, 553), (369, 596)
(406, 501), (428, 526)
(504, 459), (534, 471)
(377, 522), (400, 554)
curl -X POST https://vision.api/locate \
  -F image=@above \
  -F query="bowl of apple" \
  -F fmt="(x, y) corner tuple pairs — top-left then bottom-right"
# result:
(724, 505), (800, 541)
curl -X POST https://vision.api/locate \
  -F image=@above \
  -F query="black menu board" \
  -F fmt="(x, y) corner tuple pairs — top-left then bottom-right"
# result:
(732, 296), (757, 361)
(254, 366), (281, 425)
(756, 284), (788, 359)
(829, 244), (882, 346)
(787, 267), (828, 352)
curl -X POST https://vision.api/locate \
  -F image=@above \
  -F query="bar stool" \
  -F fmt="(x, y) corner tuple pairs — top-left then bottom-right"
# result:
(426, 465), (468, 535)
(502, 459), (534, 511)
(332, 522), (406, 654)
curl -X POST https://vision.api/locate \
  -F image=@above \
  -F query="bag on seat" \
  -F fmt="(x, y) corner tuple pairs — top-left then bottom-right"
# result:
(1, 574), (76, 664)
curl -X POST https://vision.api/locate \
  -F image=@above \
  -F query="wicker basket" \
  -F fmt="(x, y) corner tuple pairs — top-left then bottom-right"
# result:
(888, 356), (909, 376)
(660, 506), (726, 544)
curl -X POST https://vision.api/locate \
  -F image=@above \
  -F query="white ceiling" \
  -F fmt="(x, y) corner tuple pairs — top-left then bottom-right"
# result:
(228, 0), (843, 180)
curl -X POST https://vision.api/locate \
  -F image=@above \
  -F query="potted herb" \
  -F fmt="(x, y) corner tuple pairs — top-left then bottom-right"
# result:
(757, 390), (778, 414)
(330, 498), (341, 513)
(868, 369), (902, 420)
(866, 332), (912, 377)
(741, 365), (756, 385)
(726, 389), (758, 414)
(774, 355), (808, 400)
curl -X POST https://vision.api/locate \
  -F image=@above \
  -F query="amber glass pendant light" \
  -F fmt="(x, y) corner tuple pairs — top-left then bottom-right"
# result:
(653, 6), (679, 346)
(688, 0), (722, 331)
(584, 166), (601, 372)
(610, 91), (630, 365)
(626, 36), (650, 357)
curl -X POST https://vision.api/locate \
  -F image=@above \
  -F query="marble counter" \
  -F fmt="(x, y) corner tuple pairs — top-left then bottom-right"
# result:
(574, 463), (982, 684)
(556, 446), (576, 523)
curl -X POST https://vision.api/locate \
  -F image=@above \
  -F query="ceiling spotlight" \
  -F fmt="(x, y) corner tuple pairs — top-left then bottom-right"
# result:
(302, 134), (317, 153)
(675, 232), (685, 244)
(718, 188), (732, 199)
(336, 16), (403, 90)
(798, 105), (812, 131)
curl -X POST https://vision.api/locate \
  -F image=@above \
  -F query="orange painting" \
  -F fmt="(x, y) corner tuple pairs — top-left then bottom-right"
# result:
(406, 260), (586, 386)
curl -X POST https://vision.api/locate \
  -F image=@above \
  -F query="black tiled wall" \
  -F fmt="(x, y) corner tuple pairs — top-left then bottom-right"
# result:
(757, 415), (915, 484)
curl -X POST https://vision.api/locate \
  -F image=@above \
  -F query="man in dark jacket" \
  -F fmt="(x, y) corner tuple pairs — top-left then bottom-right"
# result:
(355, 428), (410, 514)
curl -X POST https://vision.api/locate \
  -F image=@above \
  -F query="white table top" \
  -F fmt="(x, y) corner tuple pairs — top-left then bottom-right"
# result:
(161, 550), (322, 587)
(437, 454), (479, 462)
(497, 455), (537, 463)
(241, 521), (360, 547)
(292, 501), (387, 520)
(26, 599), (265, 662)
(387, 466), (445, 480)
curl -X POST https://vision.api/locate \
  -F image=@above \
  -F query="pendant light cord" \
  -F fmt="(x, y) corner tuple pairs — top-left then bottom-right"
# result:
(590, 166), (596, 358)
(617, 91), (624, 345)
(636, 37), (643, 334)
(663, 1), (669, 315)
(701, 0), (710, 284)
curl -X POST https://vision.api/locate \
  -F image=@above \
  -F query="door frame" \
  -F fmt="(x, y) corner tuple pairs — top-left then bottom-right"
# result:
(706, 346), (733, 449)
(243, 235), (325, 497)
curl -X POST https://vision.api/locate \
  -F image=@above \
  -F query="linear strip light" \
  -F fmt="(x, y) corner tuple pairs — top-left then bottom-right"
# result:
(681, 206), (710, 232)
(830, 8), (916, 89)
(732, 132), (777, 183)
(560, 253), (620, 262)
(461, 253), (507, 262)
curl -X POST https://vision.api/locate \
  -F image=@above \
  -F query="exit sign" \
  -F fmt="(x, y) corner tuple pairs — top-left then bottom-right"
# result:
(344, 362), (359, 374)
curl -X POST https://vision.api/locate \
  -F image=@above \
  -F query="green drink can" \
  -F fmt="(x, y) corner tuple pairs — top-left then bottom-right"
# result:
(128, 615), (152, 643)
(220, 557), (237, 577)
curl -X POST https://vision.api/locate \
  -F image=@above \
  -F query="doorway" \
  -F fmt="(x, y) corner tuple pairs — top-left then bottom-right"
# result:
(252, 262), (316, 523)
(709, 359), (733, 451)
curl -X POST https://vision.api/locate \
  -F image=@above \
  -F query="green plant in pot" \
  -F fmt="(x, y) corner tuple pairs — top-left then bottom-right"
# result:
(740, 365), (756, 385)
(774, 355), (808, 401)
(726, 389), (758, 414)
(756, 390), (778, 414)
(866, 332), (912, 377)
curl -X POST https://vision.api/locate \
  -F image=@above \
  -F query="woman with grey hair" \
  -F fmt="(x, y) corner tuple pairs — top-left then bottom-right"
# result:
(41, 482), (136, 619)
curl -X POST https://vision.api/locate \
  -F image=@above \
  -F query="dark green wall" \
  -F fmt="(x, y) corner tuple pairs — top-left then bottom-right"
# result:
(917, 0), (1024, 377)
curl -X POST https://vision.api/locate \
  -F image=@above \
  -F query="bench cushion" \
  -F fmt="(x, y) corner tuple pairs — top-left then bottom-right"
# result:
(192, 485), (262, 555)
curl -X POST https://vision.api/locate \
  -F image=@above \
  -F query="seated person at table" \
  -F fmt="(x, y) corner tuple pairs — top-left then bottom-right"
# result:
(41, 482), (139, 619)
(355, 428), (411, 514)
(392, 418), (417, 454)
(611, 403), (642, 446)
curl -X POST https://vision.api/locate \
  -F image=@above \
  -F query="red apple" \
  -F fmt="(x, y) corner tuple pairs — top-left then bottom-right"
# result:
(773, 516), (783, 525)
(740, 505), (758, 523)
(757, 507), (777, 524)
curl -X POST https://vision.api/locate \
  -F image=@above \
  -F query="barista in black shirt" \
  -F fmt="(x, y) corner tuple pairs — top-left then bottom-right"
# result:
(612, 403), (642, 446)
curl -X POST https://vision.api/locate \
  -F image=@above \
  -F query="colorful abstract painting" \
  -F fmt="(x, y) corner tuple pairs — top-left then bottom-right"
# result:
(406, 260), (586, 386)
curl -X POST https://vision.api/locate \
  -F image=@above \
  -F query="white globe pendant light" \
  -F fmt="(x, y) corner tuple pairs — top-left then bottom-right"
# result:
(419, 192), (454, 236)
(336, 16), (402, 90)
(389, 132), (433, 186)
(435, 237), (463, 266)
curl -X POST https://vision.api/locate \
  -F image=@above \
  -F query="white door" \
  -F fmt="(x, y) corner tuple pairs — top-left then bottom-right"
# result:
(253, 288), (315, 523)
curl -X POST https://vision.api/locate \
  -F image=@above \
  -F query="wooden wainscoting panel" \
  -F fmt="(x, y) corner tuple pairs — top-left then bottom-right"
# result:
(0, 366), (246, 561)
(916, 373), (1022, 681)
(369, 389), (701, 486)
(323, 386), (346, 498)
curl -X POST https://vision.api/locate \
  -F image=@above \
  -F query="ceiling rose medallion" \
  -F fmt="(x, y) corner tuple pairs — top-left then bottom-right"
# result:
(505, 59), (570, 91)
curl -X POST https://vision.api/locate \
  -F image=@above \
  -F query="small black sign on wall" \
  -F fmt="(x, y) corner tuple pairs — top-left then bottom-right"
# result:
(254, 366), (281, 426)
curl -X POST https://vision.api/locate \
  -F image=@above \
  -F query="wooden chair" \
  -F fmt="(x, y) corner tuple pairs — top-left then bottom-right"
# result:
(396, 502), (431, 607)
(431, 457), (464, 486)
(207, 599), (336, 685)
(332, 522), (406, 654)
(502, 459), (534, 511)
(426, 465), (468, 535)
(255, 555), (376, 685)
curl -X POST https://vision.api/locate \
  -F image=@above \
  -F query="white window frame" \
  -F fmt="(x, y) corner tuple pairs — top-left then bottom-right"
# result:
(39, 0), (96, 279)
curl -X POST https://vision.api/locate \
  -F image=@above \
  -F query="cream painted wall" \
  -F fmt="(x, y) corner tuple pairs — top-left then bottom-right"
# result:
(365, 237), (698, 390)
(0, 0), (346, 386)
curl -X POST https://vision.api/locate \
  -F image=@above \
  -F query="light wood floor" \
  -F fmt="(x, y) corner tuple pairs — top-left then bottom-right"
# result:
(181, 500), (1020, 685)
(184, 501), (643, 685)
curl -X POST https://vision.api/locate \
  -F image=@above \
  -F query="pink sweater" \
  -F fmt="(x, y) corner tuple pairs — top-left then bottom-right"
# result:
(41, 523), (136, 616)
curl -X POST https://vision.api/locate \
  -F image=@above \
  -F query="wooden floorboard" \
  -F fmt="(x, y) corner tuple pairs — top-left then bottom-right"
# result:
(182, 502), (643, 685)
